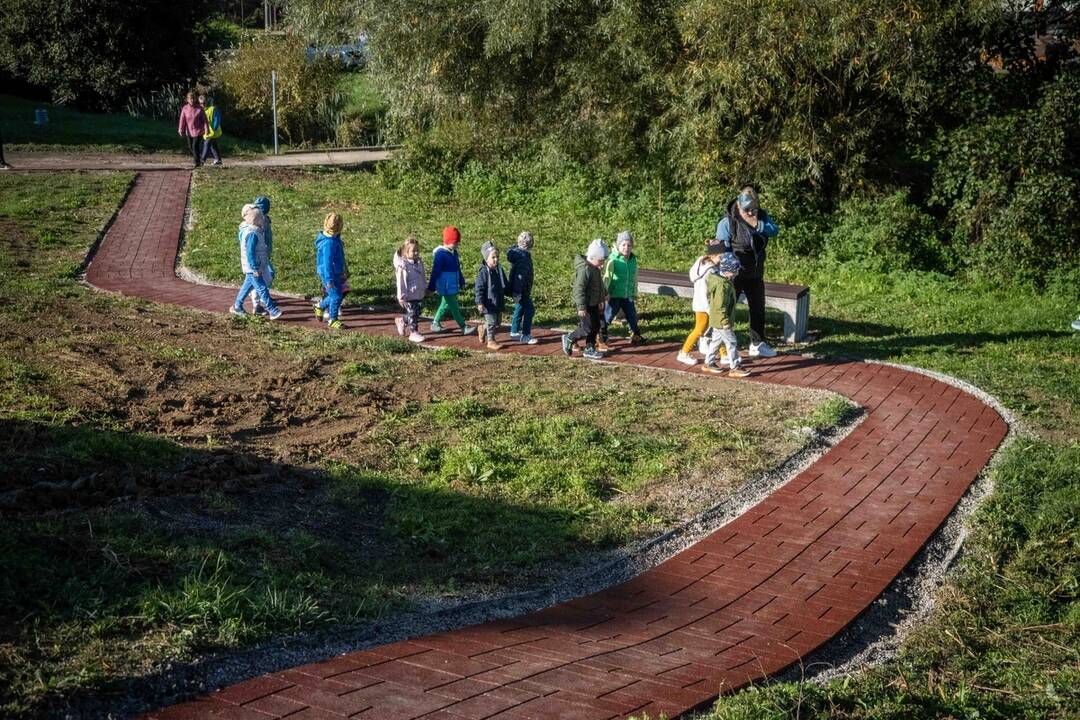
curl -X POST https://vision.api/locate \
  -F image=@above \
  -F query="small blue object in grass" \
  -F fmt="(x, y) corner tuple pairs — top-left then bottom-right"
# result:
(34, 108), (49, 126)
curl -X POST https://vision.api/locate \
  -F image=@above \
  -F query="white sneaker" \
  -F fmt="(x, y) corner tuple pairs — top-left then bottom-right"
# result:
(1072, 316), (1080, 332)
(228, 306), (246, 316)
(462, 325), (477, 335)
(676, 351), (698, 366)
(520, 335), (538, 345)
(395, 317), (406, 336)
(430, 321), (444, 333)
(749, 341), (776, 357)
(408, 331), (425, 343)
(509, 332), (521, 340)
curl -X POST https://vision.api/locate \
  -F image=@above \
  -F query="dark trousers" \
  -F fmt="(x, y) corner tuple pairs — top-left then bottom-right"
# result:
(570, 305), (601, 347)
(184, 134), (202, 166)
(402, 300), (422, 332)
(732, 273), (766, 345)
(200, 138), (220, 163)
(601, 297), (640, 340)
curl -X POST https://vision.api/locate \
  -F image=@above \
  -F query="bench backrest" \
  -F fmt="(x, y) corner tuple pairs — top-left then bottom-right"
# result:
(638, 268), (809, 300)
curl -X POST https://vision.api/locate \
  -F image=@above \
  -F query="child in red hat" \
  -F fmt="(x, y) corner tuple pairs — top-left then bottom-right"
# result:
(426, 226), (476, 334)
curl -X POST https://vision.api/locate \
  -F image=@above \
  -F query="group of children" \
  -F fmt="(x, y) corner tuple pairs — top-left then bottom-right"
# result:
(229, 202), (756, 377)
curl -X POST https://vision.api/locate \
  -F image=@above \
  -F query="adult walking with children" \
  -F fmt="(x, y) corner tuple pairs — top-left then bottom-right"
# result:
(177, 92), (207, 167)
(716, 186), (779, 357)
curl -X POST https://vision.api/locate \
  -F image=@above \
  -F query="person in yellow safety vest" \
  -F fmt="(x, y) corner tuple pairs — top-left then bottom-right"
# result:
(199, 94), (223, 166)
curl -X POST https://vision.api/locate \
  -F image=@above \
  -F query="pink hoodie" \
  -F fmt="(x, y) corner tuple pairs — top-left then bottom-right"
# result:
(394, 250), (427, 302)
(178, 102), (208, 137)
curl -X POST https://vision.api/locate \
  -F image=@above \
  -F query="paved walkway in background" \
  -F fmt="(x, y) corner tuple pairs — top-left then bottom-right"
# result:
(6, 148), (391, 172)
(86, 171), (1008, 720)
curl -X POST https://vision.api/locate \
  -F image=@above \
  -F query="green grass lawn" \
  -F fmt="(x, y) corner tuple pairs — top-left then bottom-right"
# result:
(183, 165), (1080, 719)
(0, 170), (835, 717)
(1, 94), (265, 155)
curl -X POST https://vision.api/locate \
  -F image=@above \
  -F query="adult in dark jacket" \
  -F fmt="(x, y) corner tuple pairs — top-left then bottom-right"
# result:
(715, 186), (780, 357)
(507, 231), (537, 344)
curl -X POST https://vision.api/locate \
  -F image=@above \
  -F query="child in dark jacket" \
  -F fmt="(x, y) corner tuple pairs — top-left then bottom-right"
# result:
(507, 231), (537, 345)
(702, 253), (750, 377)
(394, 235), (427, 343)
(427, 226), (476, 335)
(475, 240), (509, 351)
(561, 239), (608, 360)
(313, 213), (347, 329)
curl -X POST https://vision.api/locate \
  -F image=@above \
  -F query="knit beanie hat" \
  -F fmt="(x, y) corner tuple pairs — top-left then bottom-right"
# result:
(480, 240), (497, 260)
(716, 252), (742, 275)
(615, 230), (634, 253)
(442, 226), (461, 246)
(241, 203), (263, 228)
(586, 238), (609, 261)
(323, 212), (343, 236)
(517, 231), (534, 250)
(253, 195), (271, 214)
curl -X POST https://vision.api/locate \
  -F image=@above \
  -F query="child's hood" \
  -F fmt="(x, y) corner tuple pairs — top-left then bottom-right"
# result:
(393, 250), (406, 270)
(507, 246), (530, 264)
(689, 257), (715, 282)
(433, 244), (457, 257)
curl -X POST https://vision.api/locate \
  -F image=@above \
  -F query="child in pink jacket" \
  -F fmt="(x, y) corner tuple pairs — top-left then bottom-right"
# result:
(394, 236), (427, 343)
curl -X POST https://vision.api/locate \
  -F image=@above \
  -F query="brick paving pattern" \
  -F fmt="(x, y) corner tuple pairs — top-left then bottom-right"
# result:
(88, 172), (1008, 720)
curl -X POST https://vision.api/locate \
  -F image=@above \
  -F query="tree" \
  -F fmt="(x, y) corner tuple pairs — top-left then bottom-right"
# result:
(0, 0), (213, 109)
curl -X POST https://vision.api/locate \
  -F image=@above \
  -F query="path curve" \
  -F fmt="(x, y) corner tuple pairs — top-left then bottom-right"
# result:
(87, 172), (1008, 720)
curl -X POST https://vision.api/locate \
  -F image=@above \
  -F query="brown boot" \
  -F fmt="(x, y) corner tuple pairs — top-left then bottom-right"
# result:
(596, 340), (611, 352)
(477, 323), (487, 346)
(486, 340), (502, 351)
(630, 333), (646, 345)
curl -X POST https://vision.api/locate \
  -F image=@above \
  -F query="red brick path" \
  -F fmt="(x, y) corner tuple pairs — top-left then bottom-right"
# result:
(89, 172), (1008, 720)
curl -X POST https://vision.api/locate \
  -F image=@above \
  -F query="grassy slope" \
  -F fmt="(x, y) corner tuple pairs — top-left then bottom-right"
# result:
(183, 166), (1080, 719)
(0, 171), (832, 717)
(1, 94), (264, 155)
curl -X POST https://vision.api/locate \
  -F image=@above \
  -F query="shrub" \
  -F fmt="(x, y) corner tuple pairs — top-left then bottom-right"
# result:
(927, 68), (1080, 284)
(209, 35), (343, 146)
(822, 191), (944, 272)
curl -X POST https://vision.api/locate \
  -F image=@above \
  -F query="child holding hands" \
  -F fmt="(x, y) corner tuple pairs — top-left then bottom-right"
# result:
(475, 240), (509, 351)
(394, 235), (427, 343)
(702, 253), (750, 377)
(562, 239), (608, 360)
(428, 226), (476, 335)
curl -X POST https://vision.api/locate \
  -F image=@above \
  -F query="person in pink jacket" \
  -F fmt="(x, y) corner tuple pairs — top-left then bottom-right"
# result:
(177, 92), (208, 167)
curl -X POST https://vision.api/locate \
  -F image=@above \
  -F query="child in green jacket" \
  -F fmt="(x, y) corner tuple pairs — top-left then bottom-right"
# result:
(562, 239), (608, 360)
(702, 253), (750, 377)
(599, 230), (645, 350)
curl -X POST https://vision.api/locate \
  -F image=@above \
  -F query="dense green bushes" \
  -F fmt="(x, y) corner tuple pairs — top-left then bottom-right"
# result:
(209, 36), (343, 146)
(0, 0), (213, 109)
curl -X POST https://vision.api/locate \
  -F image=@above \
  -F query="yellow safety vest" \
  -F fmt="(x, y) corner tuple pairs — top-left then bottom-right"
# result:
(204, 106), (222, 140)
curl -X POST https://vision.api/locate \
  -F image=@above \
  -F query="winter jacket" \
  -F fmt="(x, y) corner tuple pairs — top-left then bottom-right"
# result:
(238, 223), (264, 275)
(603, 252), (638, 299)
(394, 251), (427, 303)
(689, 257), (716, 313)
(315, 231), (347, 288)
(716, 201), (779, 279)
(203, 105), (222, 139)
(474, 263), (509, 313)
(506, 246), (534, 301)
(572, 255), (605, 309)
(178, 103), (207, 137)
(428, 245), (465, 296)
(706, 272), (737, 329)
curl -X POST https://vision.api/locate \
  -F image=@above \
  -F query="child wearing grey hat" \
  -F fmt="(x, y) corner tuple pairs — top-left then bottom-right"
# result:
(562, 238), (608, 360)
(507, 231), (538, 344)
(702, 253), (750, 377)
(474, 240), (509, 351)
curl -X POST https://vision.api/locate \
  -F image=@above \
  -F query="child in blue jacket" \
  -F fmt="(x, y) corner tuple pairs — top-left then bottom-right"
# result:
(313, 213), (347, 329)
(427, 226), (476, 335)
(248, 195), (275, 315)
(230, 204), (280, 319)
(507, 230), (537, 344)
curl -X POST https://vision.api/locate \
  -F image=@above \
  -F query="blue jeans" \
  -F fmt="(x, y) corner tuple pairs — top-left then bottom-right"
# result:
(510, 296), (535, 336)
(602, 297), (639, 340)
(319, 284), (344, 320)
(234, 273), (277, 313)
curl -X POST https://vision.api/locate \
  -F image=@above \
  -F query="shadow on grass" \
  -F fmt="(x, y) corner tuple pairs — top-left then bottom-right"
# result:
(0, 417), (622, 718)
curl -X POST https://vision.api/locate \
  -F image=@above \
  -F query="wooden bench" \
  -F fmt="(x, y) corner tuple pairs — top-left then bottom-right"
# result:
(637, 268), (810, 343)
